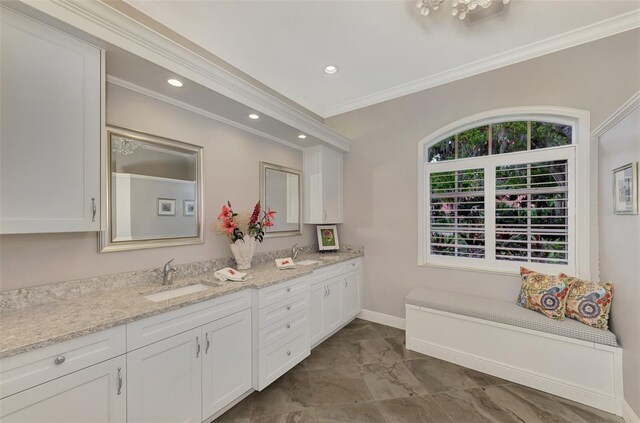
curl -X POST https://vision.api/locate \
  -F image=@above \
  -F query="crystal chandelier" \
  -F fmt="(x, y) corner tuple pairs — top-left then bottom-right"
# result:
(416, 0), (511, 20)
(111, 135), (139, 155)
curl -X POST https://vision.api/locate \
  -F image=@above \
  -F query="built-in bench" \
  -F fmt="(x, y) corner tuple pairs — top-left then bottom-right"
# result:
(405, 287), (623, 416)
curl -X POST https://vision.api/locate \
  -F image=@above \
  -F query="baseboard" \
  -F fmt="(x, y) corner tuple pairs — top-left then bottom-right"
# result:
(358, 309), (406, 330)
(623, 400), (640, 423)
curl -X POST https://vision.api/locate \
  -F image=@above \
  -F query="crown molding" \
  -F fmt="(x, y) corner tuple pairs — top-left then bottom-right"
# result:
(324, 9), (640, 118)
(106, 76), (305, 151)
(592, 90), (640, 137)
(18, 0), (351, 152)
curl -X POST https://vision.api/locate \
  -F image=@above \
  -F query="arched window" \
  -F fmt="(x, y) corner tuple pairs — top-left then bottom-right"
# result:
(418, 108), (593, 277)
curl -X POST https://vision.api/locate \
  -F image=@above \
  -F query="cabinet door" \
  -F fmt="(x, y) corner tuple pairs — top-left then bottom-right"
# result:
(127, 328), (201, 423)
(309, 283), (325, 346)
(341, 271), (362, 322)
(321, 146), (343, 223)
(0, 8), (101, 234)
(0, 356), (125, 423)
(323, 278), (343, 335)
(202, 309), (252, 420)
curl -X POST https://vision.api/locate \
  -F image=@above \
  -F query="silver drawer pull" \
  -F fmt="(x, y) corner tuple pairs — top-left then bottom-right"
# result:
(205, 333), (210, 354)
(345, 280), (348, 288)
(286, 350), (291, 356)
(117, 367), (123, 395)
(54, 356), (66, 365)
(352, 263), (356, 267)
(286, 324), (291, 329)
(196, 336), (201, 358)
(286, 287), (291, 292)
(91, 198), (96, 222)
(286, 305), (291, 311)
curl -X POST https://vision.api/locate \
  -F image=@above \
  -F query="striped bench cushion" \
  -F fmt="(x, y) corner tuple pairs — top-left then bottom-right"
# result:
(405, 287), (618, 347)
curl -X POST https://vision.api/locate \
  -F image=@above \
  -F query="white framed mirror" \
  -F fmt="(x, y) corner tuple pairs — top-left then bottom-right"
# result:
(260, 162), (302, 238)
(100, 126), (204, 252)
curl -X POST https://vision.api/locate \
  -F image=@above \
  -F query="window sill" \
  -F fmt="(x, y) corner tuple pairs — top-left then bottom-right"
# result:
(417, 261), (520, 277)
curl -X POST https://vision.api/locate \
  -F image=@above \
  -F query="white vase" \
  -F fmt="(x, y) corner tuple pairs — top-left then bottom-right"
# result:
(229, 237), (257, 270)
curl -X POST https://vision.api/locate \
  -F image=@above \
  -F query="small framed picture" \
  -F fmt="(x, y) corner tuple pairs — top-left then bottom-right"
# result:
(317, 225), (339, 251)
(158, 198), (176, 216)
(184, 200), (195, 216)
(612, 162), (638, 215)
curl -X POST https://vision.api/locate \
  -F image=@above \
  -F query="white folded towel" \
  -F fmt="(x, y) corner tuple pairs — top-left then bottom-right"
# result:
(275, 258), (296, 270)
(213, 267), (252, 282)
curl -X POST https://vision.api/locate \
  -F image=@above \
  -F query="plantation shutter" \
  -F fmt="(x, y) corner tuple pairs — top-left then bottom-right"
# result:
(430, 168), (485, 259)
(495, 160), (569, 265)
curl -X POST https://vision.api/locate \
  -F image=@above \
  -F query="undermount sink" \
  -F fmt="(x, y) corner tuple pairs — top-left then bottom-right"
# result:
(143, 282), (220, 302)
(296, 259), (320, 266)
(319, 255), (341, 261)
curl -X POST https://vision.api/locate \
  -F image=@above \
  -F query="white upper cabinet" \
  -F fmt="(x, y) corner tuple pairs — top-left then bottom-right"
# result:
(303, 145), (343, 224)
(0, 8), (102, 234)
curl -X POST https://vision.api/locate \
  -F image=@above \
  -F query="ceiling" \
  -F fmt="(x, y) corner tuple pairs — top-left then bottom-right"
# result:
(125, 0), (639, 118)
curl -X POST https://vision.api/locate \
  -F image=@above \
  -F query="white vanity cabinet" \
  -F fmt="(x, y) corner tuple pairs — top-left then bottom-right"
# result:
(303, 145), (343, 224)
(309, 258), (363, 347)
(126, 290), (252, 423)
(0, 7), (102, 234)
(0, 326), (127, 423)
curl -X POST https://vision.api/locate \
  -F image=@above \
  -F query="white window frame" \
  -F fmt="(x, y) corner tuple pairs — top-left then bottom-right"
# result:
(417, 107), (594, 279)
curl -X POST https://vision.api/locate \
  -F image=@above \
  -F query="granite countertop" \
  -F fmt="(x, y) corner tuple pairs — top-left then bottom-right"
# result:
(0, 251), (362, 359)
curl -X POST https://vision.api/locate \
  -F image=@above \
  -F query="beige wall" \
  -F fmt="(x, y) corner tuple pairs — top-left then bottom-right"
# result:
(326, 30), (640, 316)
(0, 83), (314, 290)
(598, 105), (640, 415)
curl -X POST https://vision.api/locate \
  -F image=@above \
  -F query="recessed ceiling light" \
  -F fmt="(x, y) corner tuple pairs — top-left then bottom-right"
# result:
(166, 77), (184, 87)
(298, 134), (307, 139)
(248, 113), (260, 120)
(324, 65), (339, 75)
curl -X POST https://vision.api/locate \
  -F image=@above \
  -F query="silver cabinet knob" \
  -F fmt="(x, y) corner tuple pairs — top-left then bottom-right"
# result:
(286, 287), (291, 292)
(286, 351), (291, 356)
(286, 305), (291, 311)
(54, 356), (66, 365)
(286, 324), (291, 329)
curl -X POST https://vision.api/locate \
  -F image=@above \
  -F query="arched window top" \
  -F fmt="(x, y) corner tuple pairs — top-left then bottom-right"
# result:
(427, 120), (573, 163)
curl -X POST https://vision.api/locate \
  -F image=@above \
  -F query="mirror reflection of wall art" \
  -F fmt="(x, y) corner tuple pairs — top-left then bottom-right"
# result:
(317, 225), (339, 251)
(100, 126), (204, 252)
(260, 162), (301, 237)
(184, 200), (195, 216)
(613, 162), (638, 215)
(158, 198), (176, 216)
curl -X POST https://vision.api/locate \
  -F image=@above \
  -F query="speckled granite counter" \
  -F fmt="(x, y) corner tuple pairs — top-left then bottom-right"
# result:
(0, 250), (362, 359)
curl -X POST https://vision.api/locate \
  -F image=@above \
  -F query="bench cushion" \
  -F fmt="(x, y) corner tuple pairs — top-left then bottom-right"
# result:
(405, 287), (618, 347)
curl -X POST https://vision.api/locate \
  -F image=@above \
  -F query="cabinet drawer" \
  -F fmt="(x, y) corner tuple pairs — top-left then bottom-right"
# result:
(258, 311), (308, 349)
(0, 325), (126, 399)
(342, 259), (362, 273)
(309, 263), (344, 284)
(257, 277), (309, 308)
(258, 328), (309, 390)
(258, 293), (309, 329)
(127, 290), (251, 351)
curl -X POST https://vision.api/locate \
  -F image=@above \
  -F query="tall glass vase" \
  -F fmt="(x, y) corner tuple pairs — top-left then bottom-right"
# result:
(229, 237), (257, 270)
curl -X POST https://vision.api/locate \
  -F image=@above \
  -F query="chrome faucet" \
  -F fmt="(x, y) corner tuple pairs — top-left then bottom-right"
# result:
(162, 259), (178, 285)
(291, 244), (302, 260)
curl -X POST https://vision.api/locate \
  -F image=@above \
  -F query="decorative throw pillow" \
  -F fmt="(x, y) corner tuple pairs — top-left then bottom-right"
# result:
(518, 270), (571, 320)
(562, 276), (614, 330)
(517, 267), (570, 307)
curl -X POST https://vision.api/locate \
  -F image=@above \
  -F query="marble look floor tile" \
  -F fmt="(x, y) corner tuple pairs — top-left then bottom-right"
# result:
(214, 394), (253, 422)
(250, 372), (314, 419)
(554, 396), (625, 423)
(506, 384), (604, 423)
(460, 367), (511, 387)
(384, 336), (425, 361)
(403, 357), (478, 394)
(484, 385), (574, 423)
(434, 388), (520, 423)
(334, 324), (382, 342)
(368, 322), (405, 338)
(359, 361), (429, 400)
(308, 364), (373, 407)
(375, 395), (453, 423)
(305, 342), (356, 370)
(250, 409), (317, 423)
(344, 338), (403, 365)
(315, 403), (386, 423)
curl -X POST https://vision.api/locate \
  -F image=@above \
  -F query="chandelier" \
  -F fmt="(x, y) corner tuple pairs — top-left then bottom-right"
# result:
(416, 0), (511, 20)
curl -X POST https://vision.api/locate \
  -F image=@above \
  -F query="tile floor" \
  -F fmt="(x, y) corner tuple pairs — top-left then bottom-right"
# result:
(214, 318), (623, 423)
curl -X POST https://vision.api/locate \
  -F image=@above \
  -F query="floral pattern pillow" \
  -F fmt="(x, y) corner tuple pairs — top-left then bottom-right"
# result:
(561, 276), (613, 330)
(517, 267), (570, 307)
(518, 270), (570, 320)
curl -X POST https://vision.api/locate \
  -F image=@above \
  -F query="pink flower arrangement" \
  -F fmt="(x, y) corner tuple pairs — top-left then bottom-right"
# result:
(217, 201), (276, 243)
